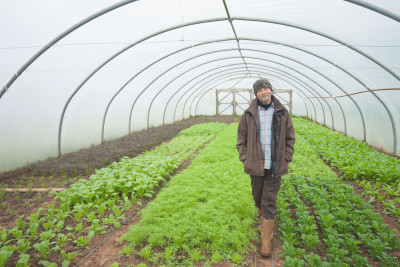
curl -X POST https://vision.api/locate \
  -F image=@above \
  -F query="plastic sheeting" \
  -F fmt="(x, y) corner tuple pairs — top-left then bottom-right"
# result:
(1, 0), (399, 171)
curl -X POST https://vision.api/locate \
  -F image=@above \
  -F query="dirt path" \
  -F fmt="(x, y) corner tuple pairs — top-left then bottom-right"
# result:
(75, 209), (143, 266)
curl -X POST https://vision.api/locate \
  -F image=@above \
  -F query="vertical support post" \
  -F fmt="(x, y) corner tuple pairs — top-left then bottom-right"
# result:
(289, 90), (293, 116)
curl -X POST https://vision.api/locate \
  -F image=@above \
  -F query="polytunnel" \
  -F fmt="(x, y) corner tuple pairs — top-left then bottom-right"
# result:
(3, 1), (400, 266)
(1, 0), (400, 171)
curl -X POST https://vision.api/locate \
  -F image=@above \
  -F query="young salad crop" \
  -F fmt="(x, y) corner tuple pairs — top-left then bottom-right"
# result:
(294, 118), (400, 220)
(120, 123), (258, 266)
(278, 128), (400, 266)
(0, 123), (226, 267)
(293, 118), (400, 184)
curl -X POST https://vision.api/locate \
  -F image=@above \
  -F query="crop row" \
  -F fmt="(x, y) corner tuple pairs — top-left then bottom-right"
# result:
(120, 123), (257, 266)
(293, 118), (400, 219)
(293, 118), (400, 184)
(277, 177), (326, 266)
(278, 135), (400, 266)
(0, 123), (226, 267)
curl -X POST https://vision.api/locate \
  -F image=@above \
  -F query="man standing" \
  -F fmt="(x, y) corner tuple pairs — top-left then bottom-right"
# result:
(236, 78), (295, 257)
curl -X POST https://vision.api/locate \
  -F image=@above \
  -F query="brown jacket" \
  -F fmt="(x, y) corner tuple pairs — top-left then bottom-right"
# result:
(236, 96), (295, 178)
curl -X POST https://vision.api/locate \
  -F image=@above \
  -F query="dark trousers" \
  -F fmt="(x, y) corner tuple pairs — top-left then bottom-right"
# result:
(250, 169), (281, 220)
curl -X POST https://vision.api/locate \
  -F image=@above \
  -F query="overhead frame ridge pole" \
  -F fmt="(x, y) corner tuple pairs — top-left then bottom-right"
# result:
(230, 74), (248, 90)
(222, 0), (250, 74)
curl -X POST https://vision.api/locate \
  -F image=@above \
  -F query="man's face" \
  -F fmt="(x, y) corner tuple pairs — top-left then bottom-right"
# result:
(256, 87), (272, 105)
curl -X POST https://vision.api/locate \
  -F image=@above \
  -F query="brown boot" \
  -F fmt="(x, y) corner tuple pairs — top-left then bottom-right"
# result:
(260, 219), (274, 258)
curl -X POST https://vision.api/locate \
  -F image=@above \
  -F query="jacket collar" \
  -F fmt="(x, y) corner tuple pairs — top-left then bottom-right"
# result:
(247, 95), (285, 116)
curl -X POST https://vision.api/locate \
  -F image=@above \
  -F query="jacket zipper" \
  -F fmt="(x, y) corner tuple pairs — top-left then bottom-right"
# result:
(272, 109), (285, 178)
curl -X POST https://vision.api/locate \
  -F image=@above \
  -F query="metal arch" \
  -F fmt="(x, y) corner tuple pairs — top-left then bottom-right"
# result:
(56, 18), (226, 156)
(241, 51), (344, 127)
(193, 71), (308, 116)
(177, 61), (324, 123)
(240, 37), (368, 138)
(344, 0), (400, 23)
(189, 68), (320, 119)
(162, 63), (246, 124)
(145, 46), (368, 132)
(104, 36), (369, 144)
(3, 14), (393, 154)
(164, 64), (315, 123)
(162, 63), (315, 124)
(233, 17), (400, 82)
(0, 0), (140, 99)
(143, 48), (333, 130)
(189, 66), (319, 118)
(133, 50), (239, 130)
(169, 62), (319, 123)
(245, 50), (352, 135)
(233, 17), (398, 153)
(144, 46), (344, 132)
(188, 68), (315, 119)
(171, 66), (316, 121)
(13, 15), (390, 154)
(100, 38), (235, 143)
(62, 18), (400, 155)
(132, 18), (396, 153)
(103, 37), (357, 144)
(177, 61), (320, 122)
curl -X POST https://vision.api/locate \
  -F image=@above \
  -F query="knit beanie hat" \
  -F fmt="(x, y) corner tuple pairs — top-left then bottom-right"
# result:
(253, 78), (273, 95)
